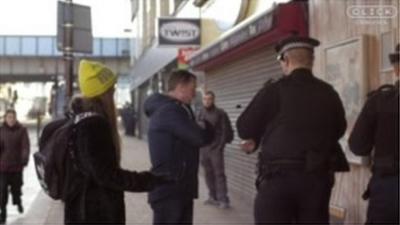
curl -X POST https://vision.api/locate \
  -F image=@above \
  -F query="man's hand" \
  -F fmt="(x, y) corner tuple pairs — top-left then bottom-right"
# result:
(240, 139), (256, 154)
(197, 119), (206, 129)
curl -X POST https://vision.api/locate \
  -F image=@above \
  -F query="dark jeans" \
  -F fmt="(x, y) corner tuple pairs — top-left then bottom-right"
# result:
(200, 149), (229, 203)
(0, 171), (23, 208)
(150, 197), (193, 225)
(254, 171), (333, 224)
(366, 175), (399, 224)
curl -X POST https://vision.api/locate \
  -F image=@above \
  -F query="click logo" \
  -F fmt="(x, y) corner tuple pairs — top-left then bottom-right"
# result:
(347, 5), (397, 19)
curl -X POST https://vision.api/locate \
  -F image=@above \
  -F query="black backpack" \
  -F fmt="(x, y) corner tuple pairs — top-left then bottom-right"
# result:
(222, 111), (234, 143)
(33, 112), (98, 200)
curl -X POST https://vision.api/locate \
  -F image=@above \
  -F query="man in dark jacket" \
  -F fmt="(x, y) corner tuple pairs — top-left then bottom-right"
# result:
(145, 70), (210, 225)
(349, 44), (399, 224)
(197, 91), (231, 209)
(0, 109), (30, 224)
(236, 36), (349, 224)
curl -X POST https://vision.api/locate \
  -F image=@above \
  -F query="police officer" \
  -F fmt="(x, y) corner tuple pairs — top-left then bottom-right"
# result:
(236, 36), (350, 224)
(349, 44), (399, 224)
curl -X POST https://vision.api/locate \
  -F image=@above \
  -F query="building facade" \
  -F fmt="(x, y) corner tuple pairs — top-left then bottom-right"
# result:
(128, 0), (399, 223)
(309, 0), (399, 223)
(128, 0), (200, 138)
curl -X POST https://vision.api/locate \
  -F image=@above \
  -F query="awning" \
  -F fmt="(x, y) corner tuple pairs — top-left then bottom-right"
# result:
(189, 1), (308, 70)
(129, 44), (178, 90)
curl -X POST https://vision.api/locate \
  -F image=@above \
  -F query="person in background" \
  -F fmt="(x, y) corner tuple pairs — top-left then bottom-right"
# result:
(121, 102), (136, 136)
(197, 91), (231, 209)
(121, 102), (130, 135)
(63, 60), (167, 225)
(145, 70), (211, 225)
(349, 44), (399, 224)
(0, 109), (30, 224)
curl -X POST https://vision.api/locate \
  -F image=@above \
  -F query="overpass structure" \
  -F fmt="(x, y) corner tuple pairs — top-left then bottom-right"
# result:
(0, 35), (130, 83)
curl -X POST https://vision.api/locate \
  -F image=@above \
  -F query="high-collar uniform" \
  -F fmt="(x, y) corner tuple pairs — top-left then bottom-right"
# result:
(237, 68), (349, 224)
(349, 80), (399, 224)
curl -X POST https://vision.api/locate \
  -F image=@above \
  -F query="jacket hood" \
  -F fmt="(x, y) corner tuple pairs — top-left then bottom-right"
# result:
(144, 93), (176, 117)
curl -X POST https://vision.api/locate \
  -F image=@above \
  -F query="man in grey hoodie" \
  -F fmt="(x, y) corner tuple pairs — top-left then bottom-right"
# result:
(197, 91), (231, 209)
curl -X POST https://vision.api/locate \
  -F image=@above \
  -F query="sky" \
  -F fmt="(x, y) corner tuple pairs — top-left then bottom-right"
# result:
(0, 0), (132, 37)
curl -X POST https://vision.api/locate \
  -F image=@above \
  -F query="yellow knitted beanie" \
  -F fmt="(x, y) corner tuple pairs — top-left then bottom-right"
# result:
(78, 60), (117, 98)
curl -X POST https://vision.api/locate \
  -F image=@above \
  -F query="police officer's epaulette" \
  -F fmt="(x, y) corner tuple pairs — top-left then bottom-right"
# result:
(367, 84), (395, 97)
(263, 77), (282, 87)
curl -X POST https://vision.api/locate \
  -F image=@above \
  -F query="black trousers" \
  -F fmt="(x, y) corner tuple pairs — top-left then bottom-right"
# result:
(366, 175), (399, 224)
(254, 171), (333, 224)
(150, 197), (194, 225)
(0, 171), (23, 208)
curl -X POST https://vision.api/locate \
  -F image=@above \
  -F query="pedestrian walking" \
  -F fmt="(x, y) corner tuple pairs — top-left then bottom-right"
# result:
(121, 102), (136, 136)
(145, 70), (211, 225)
(236, 36), (350, 224)
(0, 109), (30, 224)
(121, 102), (131, 135)
(348, 44), (399, 224)
(63, 60), (167, 225)
(197, 91), (231, 209)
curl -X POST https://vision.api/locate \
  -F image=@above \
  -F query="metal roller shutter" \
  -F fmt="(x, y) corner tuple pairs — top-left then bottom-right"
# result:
(205, 46), (282, 202)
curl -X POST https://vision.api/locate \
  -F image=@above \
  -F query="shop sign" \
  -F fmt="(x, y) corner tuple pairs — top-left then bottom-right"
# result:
(158, 18), (201, 46)
(178, 47), (200, 69)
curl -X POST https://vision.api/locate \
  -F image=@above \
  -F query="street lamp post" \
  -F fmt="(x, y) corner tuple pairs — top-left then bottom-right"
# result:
(63, 0), (74, 110)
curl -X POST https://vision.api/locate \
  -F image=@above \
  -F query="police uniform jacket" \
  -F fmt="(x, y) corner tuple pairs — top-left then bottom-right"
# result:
(237, 68), (348, 172)
(349, 81), (399, 175)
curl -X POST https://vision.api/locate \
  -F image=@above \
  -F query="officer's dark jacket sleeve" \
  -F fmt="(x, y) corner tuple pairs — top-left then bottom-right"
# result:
(160, 103), (208, 148)
(333, 90), (347, 140)
(236, 82), (278, 145)
(348, 95), (376, 156)
(77, 117), (155, 192)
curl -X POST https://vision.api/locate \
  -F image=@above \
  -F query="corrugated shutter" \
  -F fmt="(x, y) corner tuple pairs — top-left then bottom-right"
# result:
(205, 46), (282, 202)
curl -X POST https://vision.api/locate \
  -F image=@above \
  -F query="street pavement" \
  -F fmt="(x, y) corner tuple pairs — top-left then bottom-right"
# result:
(6, 128), (254, 225)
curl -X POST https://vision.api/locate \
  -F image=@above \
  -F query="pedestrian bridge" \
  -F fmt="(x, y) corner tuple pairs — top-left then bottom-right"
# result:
(0, 35), (130, 83)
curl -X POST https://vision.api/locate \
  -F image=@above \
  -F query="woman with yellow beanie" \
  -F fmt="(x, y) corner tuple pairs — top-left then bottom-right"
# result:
(63, 60), (166, 224)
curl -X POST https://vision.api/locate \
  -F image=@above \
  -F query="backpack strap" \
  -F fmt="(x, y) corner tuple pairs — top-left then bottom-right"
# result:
(68, 112), (101, 176)
(74, 112), (101, 124)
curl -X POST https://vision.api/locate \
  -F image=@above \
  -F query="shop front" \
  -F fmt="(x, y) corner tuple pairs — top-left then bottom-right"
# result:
(189, 1), (308, 203)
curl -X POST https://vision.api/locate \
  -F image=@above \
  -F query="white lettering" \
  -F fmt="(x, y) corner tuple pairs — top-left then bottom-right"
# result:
(160, 21), (200, 42)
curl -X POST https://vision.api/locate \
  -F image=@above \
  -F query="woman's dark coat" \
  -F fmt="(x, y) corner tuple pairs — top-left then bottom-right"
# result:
(0, 122), (30, 172)
(64, 115), (155, 224)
